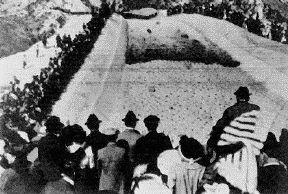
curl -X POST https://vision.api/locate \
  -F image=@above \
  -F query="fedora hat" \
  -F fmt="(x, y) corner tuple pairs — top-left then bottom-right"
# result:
(234, 86), (251, 97)
(122, 111), (139, 123)
(85, 114), (102, 125)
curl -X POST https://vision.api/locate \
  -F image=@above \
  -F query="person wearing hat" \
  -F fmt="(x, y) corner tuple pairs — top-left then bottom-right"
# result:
(84, 114), (118, 191)
(134, 115), (172, 173)
(217, 86), (260, 127)
(85, 114), (118, 154)
(115, 111), (142, 190)
(117, 111), (142, 157)
(38, 116), (64, 183)
(207, 86), (260, 155)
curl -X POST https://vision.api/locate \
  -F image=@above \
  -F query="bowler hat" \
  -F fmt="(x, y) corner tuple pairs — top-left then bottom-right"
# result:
(122, 111), (139, 123)
(234, 86), (251, 97)
(85, 114), (102, 125)
(144, 115), (160, 124)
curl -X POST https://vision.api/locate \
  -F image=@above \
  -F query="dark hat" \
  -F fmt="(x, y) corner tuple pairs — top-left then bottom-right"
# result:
(85, 114), (102, 125)
(234, 86), (251, 97)
(122, 111), (139, 123)
(45, 116), (64, 131)
(144, 115), (160, 124)
(61, 124), (86, 145)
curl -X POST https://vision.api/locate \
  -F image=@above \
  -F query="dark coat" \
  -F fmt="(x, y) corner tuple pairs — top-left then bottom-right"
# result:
(86, 131), (117, 156)
(38, 133), (63, 182)
(215, 101), (260, 129)
(208, 101), (260, 153)
(81, 131), (118, 192)
(134, 131), (172, 167)
(258, 163), (288, 194)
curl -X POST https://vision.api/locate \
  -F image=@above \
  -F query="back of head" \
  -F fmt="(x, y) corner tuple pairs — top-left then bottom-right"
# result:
(116, 139), (129, 152)
(234, 86), (251, 102)
(85, 114), (102, 130)
(61, 124), (86, 146)
(262, 132), (280, 158)
(179, 135), (204, 160)
(144, 115), (160, 132)
(280, 128), (288, 144)
(122, 110), (139, 128)
(45, 116), (64, 134)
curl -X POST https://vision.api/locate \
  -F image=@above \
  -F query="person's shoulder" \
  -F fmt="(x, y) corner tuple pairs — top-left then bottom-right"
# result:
(157, 132), (170, 139)
(39, 134), (56, 143)
(248, 103), (260, 110)
(135, 135), (146, 144)
(115, 146), (126, 155)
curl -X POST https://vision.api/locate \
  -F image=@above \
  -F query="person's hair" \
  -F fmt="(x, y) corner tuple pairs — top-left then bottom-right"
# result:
(262, 132), (280, 159)
(116, 139), (129, 153)
(280, 128), (288, 144)
(144, 122), (158, 131)
(179, 135), (204, 159)
(45, 116), (63, 134)
(143, 115), (160, 131)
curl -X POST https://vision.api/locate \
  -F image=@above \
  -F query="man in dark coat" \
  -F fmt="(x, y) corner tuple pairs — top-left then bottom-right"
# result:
(38, 116), (64, 182)
(83, 114), (118, 192)
(85, 114), (117, 154)
(134, 115), (172, 172)
(216, 86), (260, 128)
(207, 86), (260, 157)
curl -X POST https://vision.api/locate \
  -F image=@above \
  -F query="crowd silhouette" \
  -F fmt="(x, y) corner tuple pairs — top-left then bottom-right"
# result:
(167, 0), (288, 44)
(0, 87), (288, 193)
(0, 1), (111, 168)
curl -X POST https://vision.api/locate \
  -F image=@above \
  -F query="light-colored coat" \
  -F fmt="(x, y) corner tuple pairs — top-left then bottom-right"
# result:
(98, 142), (126, 193)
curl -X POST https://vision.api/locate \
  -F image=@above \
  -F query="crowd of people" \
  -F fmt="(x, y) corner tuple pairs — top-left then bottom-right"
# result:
(1, 1), (288, 193)
(167, 0), (288, 44)
(0, 0), (112, 160)
(0, 86), (288, 194)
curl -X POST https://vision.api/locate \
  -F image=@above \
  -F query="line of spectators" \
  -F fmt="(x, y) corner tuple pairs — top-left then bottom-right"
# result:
(0, 86), (288, 193)
(167, 0), (288, 44)
(0, 0), (112, 174)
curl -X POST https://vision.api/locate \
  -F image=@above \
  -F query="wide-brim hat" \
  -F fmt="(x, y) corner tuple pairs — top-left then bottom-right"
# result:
(85, 114), (102, 125)
(122, 111), (139, 122)
(234, 86), (251, 97)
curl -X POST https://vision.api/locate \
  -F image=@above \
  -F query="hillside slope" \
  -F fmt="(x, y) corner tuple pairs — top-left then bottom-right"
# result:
(0, 0), (90, 58)
(52, 14), (288, 144)
(126, 14), (288, 142)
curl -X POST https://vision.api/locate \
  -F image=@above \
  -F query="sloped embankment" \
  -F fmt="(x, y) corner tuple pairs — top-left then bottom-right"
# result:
(52, 14), (128, 130)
